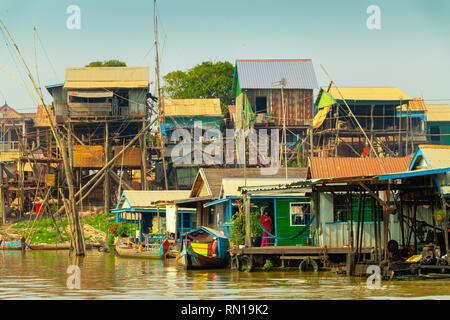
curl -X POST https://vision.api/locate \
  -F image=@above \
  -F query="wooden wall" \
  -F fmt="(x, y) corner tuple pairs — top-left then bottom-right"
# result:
(72, 145), (141, 168)
(245, 89), (314, 127)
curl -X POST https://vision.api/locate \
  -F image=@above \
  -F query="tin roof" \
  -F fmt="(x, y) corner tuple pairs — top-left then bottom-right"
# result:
(425, 104), (450, 122)
(220, 178), (302, 198)
(64, 67), (149, 89)
(322, 87), (411, 101)
(190, 167), (308, 199)
(235, 59), (318, 90)
(413, 145), (450, 170)
(309, 156), (413, 179)
(118, 190), (191, 209)
(164, 98), (222, 117)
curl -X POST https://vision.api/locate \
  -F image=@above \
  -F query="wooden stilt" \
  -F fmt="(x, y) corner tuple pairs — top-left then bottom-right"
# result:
(104, 122), (110, 215)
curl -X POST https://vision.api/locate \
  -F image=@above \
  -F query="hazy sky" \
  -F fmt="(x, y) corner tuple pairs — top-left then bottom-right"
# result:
(0, 0), (449, 112)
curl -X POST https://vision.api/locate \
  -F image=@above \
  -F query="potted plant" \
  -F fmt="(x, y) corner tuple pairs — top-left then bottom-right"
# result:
(250, 209), (262, 247)
(230, 206), (245, 248)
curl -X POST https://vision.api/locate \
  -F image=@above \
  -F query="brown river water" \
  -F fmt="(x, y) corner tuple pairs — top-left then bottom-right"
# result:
(1, 250), (449, 300)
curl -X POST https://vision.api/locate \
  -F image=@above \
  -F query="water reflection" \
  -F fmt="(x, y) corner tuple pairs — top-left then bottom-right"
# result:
(0, 250), (449, 299)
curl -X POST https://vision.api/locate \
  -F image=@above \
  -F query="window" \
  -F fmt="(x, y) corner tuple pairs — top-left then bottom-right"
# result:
(255, 96), (267, 114)
(333, 194), (383, 223)
(290, 202), (311, 226)
(69, 96), (108, 104)
(208, 207), (214, 225)
(430, 126), (441, 143)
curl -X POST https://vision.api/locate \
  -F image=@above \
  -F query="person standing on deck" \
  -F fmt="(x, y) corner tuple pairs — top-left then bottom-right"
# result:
(260, 208), (273, 247)
(112, 94), (119, 116)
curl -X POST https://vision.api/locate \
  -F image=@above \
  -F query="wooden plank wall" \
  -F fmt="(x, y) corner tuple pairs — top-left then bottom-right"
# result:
(72, 145), (141, 168)
(245, 89), (313, 127)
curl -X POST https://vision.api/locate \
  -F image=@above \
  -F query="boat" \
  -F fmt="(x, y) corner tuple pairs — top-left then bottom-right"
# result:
(176, 226), (229, 269)
(0, 240), (30, 250)
(114, 239), (174, 259)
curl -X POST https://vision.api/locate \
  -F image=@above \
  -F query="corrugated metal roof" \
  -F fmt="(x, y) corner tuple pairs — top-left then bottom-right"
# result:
(120, 190), (191, 208)
(236, 59), (318, 90)
(64, 67), (149, 89)
(309, 156), (413, 179)
(220, 178), (302, 198)
(417, 145), (450, 169)
(190, 167), (309, 199)
(425, 104), (450, 122)
(396, 98), (427, 111)
(164, 98), (223, 117)
(322, 87), (411, 101)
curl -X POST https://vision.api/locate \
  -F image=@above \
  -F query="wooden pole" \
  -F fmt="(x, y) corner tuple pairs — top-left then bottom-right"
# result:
(154, 1), (168, 190)
(399, 98), (403, 156)
(405, 102), (409, 155)
(370, 105), (374, 156)
(244, 192), (251, 247)
(281, 83), (287, 178)
(0, 162), (4, 225)
(355, 192), (363, 262)
(140, 120), (148, 190)
(53, 116), (158, 217)
(104, 122), (110, 214)
(0, 20), (85, 255)
(443, 197), (449, 261)
(61, 125), (134, 191)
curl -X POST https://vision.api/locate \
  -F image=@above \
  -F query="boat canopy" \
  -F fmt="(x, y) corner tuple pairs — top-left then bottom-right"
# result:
(184, 226), (227, 240)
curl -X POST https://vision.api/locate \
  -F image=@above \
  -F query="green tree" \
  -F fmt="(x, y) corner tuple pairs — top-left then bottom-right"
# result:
(85, 60), (127, 67)
(163, 61), (234, 114)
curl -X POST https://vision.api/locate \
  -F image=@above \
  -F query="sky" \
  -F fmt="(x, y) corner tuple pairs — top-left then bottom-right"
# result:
(0, 0), (449, 112)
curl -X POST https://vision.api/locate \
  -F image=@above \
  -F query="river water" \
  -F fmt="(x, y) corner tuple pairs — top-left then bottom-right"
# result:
(1, 250), (449, 300)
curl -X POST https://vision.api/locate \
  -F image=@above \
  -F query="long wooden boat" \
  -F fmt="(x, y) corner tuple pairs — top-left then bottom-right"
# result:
(176, 226), (229, 270)
(0, 240), (27, 251)
(115, 239), (174, 259)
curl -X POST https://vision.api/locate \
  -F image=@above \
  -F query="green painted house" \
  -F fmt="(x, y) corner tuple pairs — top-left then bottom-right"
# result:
(426, 104), (450, 146)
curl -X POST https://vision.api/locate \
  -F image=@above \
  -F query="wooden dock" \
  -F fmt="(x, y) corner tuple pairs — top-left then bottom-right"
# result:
(231, 246), (374, 273)
(233, 246), (372, 255)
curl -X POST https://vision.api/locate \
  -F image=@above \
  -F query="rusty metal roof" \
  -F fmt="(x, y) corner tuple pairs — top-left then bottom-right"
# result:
(396, 98), (427, 111)
(309, 156), (413, 179)
(236, 59), (318, 90)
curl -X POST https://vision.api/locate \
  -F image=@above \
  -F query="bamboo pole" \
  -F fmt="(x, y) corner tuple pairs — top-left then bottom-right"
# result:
(0, 162), (4, 225)
(104, 122), (110, 214)
(0, 19), (85, 255)
(53, 117), (158, 217)
(154, 1), (168, 190)
(60, 125), (134, 191)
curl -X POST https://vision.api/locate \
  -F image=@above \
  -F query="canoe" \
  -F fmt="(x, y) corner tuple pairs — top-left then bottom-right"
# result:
(115, 239), (175, 260)
(176, 226), (229, 270)
(0, 240), (27, 250)
(115, 246), (165, 259)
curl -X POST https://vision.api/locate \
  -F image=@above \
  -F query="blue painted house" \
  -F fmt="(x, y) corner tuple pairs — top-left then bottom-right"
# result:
(112, 190), (195, 242)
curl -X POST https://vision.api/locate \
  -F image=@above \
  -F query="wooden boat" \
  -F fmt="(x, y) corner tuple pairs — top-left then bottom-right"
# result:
(114, 239), (174, 259)
(0, 240), (28, 250)
(176, 226), (229, 270)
